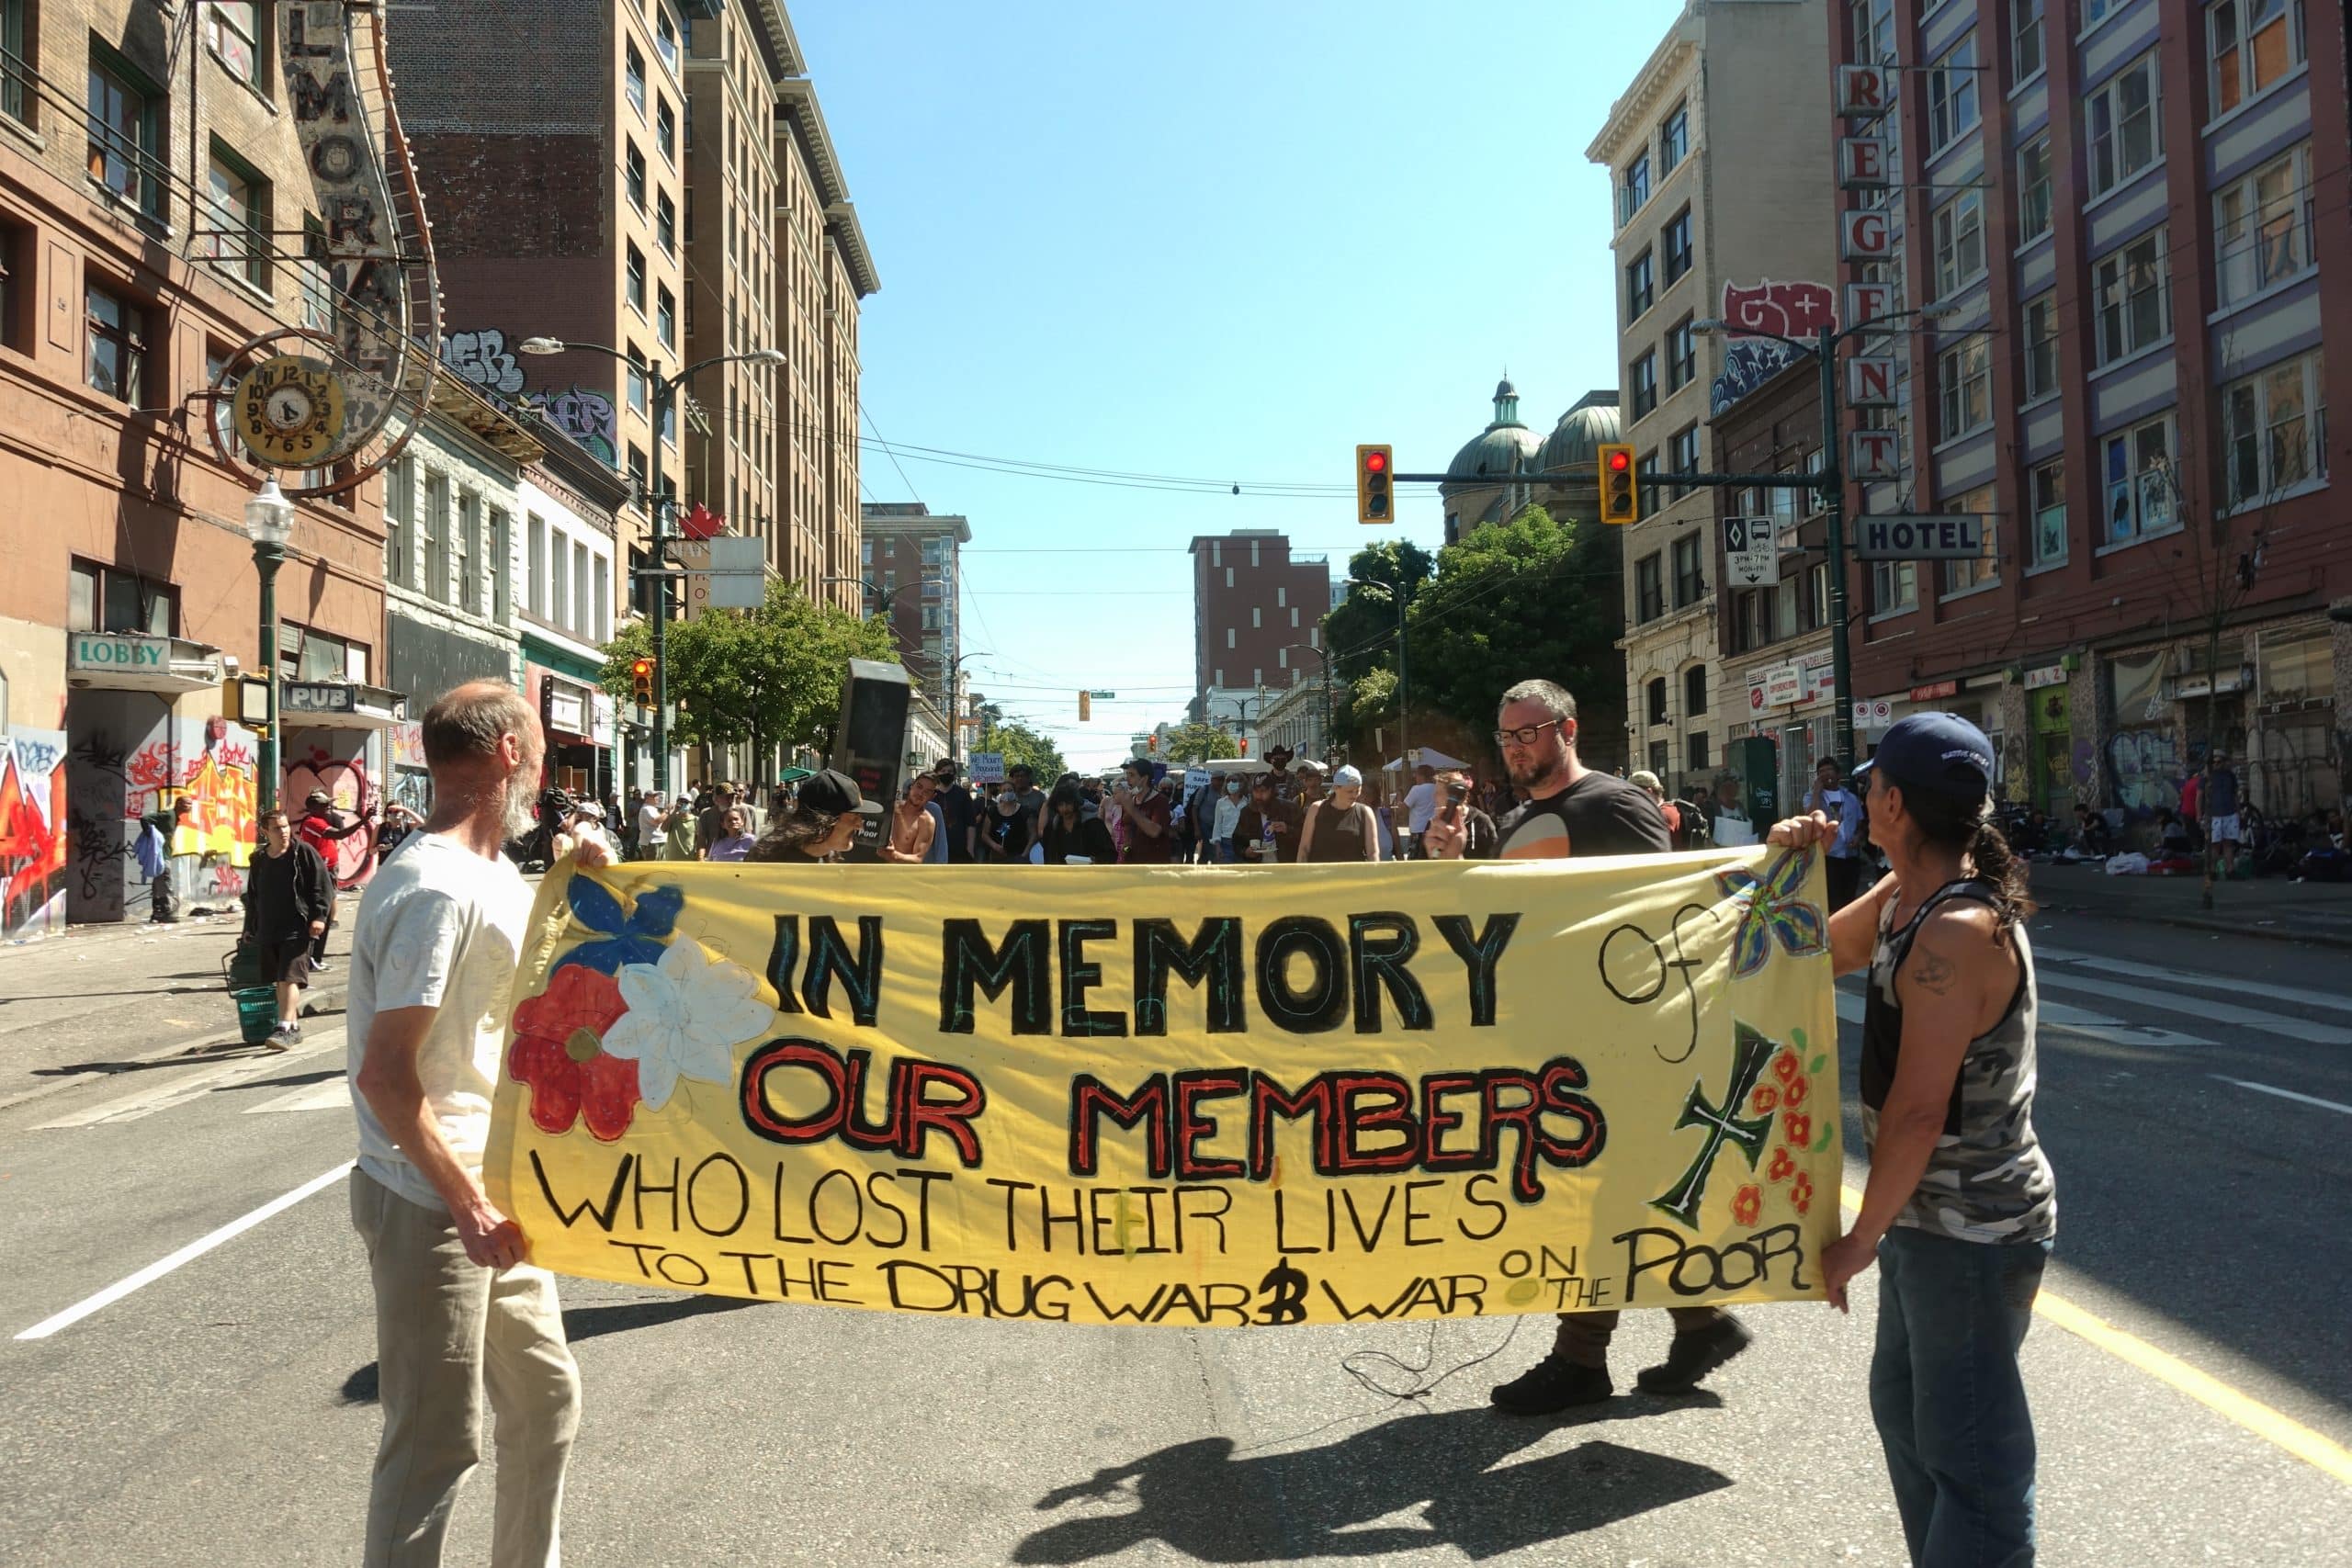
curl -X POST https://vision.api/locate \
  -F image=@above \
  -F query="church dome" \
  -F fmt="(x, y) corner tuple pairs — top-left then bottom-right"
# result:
(1533, 392), (1623, 479)
(1442, 376), (1541, 488)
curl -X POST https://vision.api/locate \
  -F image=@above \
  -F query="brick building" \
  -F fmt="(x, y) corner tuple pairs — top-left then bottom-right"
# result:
(1834, 0), (2351, 823)
(858, 502), (968, 712)
(1187, 529), (1331, 725)
(0, 0), (386, 935)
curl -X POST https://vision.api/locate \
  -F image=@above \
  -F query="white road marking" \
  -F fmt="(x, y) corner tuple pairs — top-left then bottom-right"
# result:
(31, 1031), (345, 1130)
(243, 1075), (350, 1115)
(2035, 947), (2352, 1019)
(2037, 973), (2352, 1045)
(14, 1162), (356, 1340)
(1835, 987), (2215, 1048)
(2210, 1075), (2352, 1118)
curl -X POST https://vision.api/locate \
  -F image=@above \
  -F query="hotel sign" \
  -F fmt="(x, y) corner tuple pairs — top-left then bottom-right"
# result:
(1857, 514), (1986, 561)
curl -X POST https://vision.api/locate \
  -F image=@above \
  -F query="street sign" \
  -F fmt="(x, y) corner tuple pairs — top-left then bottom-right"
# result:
(968, 751), (1005, 784)
(1852, 697), (1894, 733)
(1855, 513), (1984, 560)
(704, 536), (764, 609)
(1762, 664), (1804, 707)
(1723, 516), (1779, 587)
(1088, 690), (1116, 699)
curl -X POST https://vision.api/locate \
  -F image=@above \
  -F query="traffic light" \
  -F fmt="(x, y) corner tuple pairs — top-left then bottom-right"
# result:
(1598, 444), (1639, 525)
(1355, 444), (1393, 525)
(631, 657), (655, 706)
(1078, 691), (1091, 722)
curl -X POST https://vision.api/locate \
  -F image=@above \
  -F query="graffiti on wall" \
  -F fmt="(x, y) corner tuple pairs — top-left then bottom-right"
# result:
(1720, 279), (1837, 338)
(519, 387), (618, 468)
(0, 729), (67, 942)
(440, 327), (526, 397)
(2106, 729), (2183, 817)
(70, 710), (259, 922)
(388, 721), (432, 818)
(1710, 338), (1805, 417)
(285, 737), (381, 890)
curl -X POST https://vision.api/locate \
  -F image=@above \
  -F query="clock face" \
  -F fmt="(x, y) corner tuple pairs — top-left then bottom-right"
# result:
(265, 386), (316, 433)
(234, 355), (347, 468)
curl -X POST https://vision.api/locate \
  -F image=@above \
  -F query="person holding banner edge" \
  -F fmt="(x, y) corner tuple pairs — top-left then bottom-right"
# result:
(1768, 711), (2055, 1568)
(1484, 678), (1757, 1415)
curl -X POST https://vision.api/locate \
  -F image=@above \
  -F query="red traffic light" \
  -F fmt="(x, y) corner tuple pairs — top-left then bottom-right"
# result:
(631, 658), (654, 676)
(1364, 450), (1388, 474)
(1606, 449), (1632, 473)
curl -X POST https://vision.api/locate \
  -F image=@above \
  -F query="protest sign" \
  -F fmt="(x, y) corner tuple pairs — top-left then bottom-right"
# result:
(486, 849), (1840, 1325)
(968, 752), (1006, 784)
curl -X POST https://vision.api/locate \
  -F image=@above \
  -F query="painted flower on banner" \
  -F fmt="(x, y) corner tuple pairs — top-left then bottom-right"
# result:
(1732, 1185), (1763, 1228)
(508, 964), (641, 1141)
(602, 937), (773, 1110)
(1790, 1171), (1815, 1215)
(1783, 1111), (1813, 1150)
(1715, 849), (1828, 978)
(551, 874), (686, 977)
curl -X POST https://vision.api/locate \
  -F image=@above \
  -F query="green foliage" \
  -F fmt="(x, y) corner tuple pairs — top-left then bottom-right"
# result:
(600, 579), (898, 757)
(1156, 722), (1233, 766)
(1329, 666), (1397, 755)
(972, 720), (1068, 782)
(1323, 539), (1434, 683)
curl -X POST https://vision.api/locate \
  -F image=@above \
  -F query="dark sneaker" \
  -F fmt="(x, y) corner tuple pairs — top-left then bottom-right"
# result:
(1635, 1314), (1753, 1394)
(1490, 1355), (1613, 1415)
(310, 958), (333, 976)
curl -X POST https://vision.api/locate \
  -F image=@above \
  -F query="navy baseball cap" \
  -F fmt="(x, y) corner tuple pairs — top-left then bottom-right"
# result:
(797, 768), (884, 817)
(1852, 713), (1994, 805)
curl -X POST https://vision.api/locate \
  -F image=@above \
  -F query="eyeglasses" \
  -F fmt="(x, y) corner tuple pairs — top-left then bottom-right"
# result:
(1493, 718), (1566, 747)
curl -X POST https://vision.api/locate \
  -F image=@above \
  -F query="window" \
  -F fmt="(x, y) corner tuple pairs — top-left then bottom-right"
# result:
(655, 96), (675, 164)
(85, 279), (147, 403)
(1635, 554), (1665, 622)
(490, 508), (512, 624)
(625, 40), (646, 117)
(626, 140), (647, 210)
(1659, 103), (1689, 173)
(422, 471), (450, 602)
(656, 189), (676, 254)
(1625, 249), (1655, 322)
(1684, 664), (1708, 717)
(549, 532), (568, 631)
(2029, 458), (2066, 567)
(654, 6), (682, 74)
(1688, 733), (1710, 773)
(626, 243), (646, 313)
(1733, 588), (1770, 652)
(1665, 317), (1696, 391)
(68, 559), (176, 635)
(202, 150), (271, 291)
(1850, 0), (1894, 64)
(1932, 191), (1984, 298)
(2012, 0), (2044, 83)
(298, 218), (335, 332)
(2210, 0), (2303, 114)
(572, 541), (589, 635)
(1668, 425), (1701, 497)
(1629, 351), (1658, 420)
(2086, 52), (2162, 197)
(385, 458), (414, 586)
(87, 45), (164, 220)
(1619, 153), (1650, 226)
(2214, 143), (2312, 306)
(455, 491), (480, 614)
(1872, 559), (1917, 615)
(2221, 352), (2324, 506)
(2102, 413), (2176, 544)
(1941, 484), (1997, 594)
(656, 284), (675, 347)
(626, 347), (649, 416)
(1637, 452), (1661, 517)
(1649, 740), (1671, 779)
(2093, 228), (2169, 364)
(1662, 208), (1692, 286)
(526, 514), (547, 618)
(2017, 134), (2052, 243)
(207, 2), (258, 85)
(2022, 293), (2058, 402)
(1928, 35), (1980, 153)
(3, 0), (33, 125)
(1646, 677), (1668, 726)
(1938, 336), (1991, 441)
(1671, 533), (1706, 607)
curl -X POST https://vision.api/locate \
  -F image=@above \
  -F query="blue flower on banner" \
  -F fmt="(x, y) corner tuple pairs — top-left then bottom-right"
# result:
(550, 875), (686, 976)
(1715, 848), (1827, 979)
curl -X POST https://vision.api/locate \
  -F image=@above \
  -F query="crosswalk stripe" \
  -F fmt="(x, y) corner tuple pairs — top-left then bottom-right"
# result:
(2036, 973), (2352, 1045)
(32, 1029), (346, 1130)
(2211, 1075), (2352, 1118)
(1835, 987), (2218, 1048)
(2034, 947), (2352, 1019)
(243, 1075), (351, 1115)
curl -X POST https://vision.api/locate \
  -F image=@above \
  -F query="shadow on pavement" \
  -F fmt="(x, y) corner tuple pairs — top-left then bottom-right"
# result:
(339, 1296), (761, 1404)
(29, 1042), (266, 1076)
(1014, 1404), (1731, 1563)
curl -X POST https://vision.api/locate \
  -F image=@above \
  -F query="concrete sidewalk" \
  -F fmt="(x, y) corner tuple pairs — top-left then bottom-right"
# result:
(2029, 858), (2352, 947)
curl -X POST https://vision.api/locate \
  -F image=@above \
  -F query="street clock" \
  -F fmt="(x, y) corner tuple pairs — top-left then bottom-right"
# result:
(233, 355), (348, 467)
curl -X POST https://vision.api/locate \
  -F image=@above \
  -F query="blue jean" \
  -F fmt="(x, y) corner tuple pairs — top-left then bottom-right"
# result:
(1870, 1226), (2052, 1567)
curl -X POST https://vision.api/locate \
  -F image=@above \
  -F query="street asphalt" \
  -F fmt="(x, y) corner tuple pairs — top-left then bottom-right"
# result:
(0, 902), (2346, 1565)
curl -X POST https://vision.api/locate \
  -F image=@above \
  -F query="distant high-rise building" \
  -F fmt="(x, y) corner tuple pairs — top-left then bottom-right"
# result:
(1188, 530), (1332, 717)
(860, 503), (969, 709)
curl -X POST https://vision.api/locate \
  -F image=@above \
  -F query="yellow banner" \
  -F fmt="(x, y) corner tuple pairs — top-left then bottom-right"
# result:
(484, 849), (1842, 1325)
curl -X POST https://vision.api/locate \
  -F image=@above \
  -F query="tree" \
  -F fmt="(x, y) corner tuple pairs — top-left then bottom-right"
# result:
(1156, 722), (1233, 765)
(600, 579), (897, 769)
(971, 719), (1068, 782)
(1329, 666), (1396, 757)
(1323, 539), (1434, 683)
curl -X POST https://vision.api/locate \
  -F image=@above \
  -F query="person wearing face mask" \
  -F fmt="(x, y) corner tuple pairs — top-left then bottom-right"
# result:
(1210, 773), (1248, 863)
(1295, 765), (1382, 863)
(1039, 784), (1117, 863)
(745, 770), (881, 863)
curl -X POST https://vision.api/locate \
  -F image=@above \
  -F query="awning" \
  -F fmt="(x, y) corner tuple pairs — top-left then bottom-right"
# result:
(66, 633), (224, 694)
(1384, 748), (1469, 773)
(279, 681), (409, 730)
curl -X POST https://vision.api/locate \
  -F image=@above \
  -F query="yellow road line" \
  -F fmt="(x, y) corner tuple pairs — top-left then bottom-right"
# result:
(1839, 1185), (2352, 1487)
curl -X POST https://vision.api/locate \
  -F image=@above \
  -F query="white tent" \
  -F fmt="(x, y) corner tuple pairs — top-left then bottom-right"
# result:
(1200, 757), (1272, 775)
(1382, 748), (1469, 773)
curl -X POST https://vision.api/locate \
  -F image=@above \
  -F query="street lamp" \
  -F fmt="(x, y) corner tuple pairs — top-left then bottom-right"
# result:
(935, 649), (991, 765)
(1690, 305), (1956, 768)
(243, 477), (295, 814)
(1283, 643), (1332, 761)
(518, 337), (787, 796)
(1343, 578), (1408, 775)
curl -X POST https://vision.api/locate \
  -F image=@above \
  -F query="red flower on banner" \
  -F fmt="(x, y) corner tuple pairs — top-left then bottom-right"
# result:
(1783, 1073), (1812, 1110)
(509, 964), (640, 1141)
(1783, 1111), (1814, 1149)
(1767, 1146), (1797, 1183)
(1732, 1185), (1763, 1227)
(1749, 1083), (1781, 1115)
(1790, 1171), (1815, 1214)
(1773, 1048), (1802, 1085)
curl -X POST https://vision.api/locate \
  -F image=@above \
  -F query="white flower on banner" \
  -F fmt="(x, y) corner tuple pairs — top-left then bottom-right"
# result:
(603, 938), (773, 1110)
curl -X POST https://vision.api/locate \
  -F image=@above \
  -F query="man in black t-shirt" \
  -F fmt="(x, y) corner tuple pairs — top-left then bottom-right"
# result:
(1487, 678), (1755, 1416)
(932, 761), (978, 863)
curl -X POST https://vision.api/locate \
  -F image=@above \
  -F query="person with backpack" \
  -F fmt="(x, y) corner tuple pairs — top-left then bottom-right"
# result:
(1630, 771), (1685, 849)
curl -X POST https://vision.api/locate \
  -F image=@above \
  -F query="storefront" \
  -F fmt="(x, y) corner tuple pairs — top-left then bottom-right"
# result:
(2022, 661), (2077, 820)
(280, 680), (409, 889)
(2248, 622), (2339, 820)
(527, 664), (608, 800)
(1888, 674), (2010, 797)
(1736, 648), (1837, 807)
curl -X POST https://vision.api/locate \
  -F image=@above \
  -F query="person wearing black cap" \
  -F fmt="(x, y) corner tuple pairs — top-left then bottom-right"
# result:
(295, 787), (367, 970)
(746, 769), (884, 863)
(1770, 712), (2054, 1567)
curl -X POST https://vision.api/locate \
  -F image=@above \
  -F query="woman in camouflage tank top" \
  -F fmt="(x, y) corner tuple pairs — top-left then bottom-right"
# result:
(1770, 711), (2054, 1568)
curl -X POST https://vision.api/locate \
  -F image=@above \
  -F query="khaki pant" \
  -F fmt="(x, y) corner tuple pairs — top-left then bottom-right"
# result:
(1553, 1306), (1724, 1369)
(350, 1169), (581, 1568)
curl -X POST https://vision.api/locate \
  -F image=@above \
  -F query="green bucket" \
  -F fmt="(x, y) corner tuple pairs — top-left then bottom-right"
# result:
(232, 987), (280, 1044)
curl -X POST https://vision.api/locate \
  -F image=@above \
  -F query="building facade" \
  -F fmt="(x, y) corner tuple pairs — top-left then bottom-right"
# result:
(1590, 0), (1836, 791)
(859, 502), (968, 711)
(1834, 0), (2351, 824)
(1187, 530), (1332, 717)
(517, 426), (635, 795)
(0, 0), (390, 934)
(1256, 671), (1333, 763)
(1439, 383), (1625, 542)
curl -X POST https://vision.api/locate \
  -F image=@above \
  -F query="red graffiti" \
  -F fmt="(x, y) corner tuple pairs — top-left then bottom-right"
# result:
(286, 747), (381, 890)
(1721, 279), (1837, 339)
(0, 740), (68, 940)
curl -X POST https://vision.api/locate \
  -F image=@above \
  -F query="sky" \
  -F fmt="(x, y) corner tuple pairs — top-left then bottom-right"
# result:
(792, 1), (1688, 769)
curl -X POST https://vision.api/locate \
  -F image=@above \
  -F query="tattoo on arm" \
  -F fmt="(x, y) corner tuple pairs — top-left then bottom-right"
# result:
(1908, 935), (1959, 995)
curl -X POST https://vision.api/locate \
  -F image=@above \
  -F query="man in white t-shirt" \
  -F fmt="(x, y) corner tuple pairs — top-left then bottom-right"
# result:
(633, 788), (666, 860)
(1397, 763), (1439, 860)
(347, 681), (608, 1568)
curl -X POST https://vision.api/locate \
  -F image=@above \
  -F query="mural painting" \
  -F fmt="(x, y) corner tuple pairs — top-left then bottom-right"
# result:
(66, 703), (259, 923)
(285, 731), (382, 890)
(388, 720), (432, 818)
(2106, 728), (2183, 817)
(0, 728), (67, 942)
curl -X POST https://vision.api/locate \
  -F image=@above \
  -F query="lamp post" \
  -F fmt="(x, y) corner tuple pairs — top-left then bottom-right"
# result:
(929, 649), (990, 765)
(1691, 306), (1954, 769)
(243, 477), (295, 814)
(520, 337), (786, 797)
(1344, 578), (1408, 773)
(1283, 643), (1332, 761)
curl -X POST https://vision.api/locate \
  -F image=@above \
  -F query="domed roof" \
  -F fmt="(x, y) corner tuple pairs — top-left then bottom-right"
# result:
(1534, 392), (1623, 478)
(1444, 423), (1543, 485)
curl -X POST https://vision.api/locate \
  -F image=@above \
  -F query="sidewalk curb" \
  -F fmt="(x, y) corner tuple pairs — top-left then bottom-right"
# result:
(2038, 900), (2352, 951)
(0, 984), (349, 1117)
